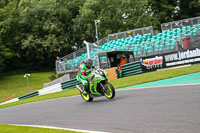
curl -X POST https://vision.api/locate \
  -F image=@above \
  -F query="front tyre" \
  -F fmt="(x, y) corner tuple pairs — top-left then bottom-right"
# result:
(103, 82), (115, 99)
(80, 86), (93, 102)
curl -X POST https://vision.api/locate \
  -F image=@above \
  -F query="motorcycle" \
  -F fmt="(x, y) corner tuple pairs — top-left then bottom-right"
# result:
(76, 68), (115, 102)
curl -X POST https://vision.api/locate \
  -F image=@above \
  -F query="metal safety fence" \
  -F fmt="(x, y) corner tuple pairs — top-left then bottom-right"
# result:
(56, 25), (200, 74)
(56, 47), (87, 74)
(56, 26), (153, 74)
(57, 17), (200, 74)
(107, 26), (153, 41)
(161, 16), (200, 31)
(121, 61), (144, 77)
(131, 24), (200, 59)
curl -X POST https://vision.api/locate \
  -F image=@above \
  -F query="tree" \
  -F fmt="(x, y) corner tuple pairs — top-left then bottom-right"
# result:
(0, 0), (19, 71)
(147, 0), (178, 29)
(73, 0), (157, 46)
(1, 0), (200, 72)
(177, 0), (200, 19)
(0, 0), (86, 71)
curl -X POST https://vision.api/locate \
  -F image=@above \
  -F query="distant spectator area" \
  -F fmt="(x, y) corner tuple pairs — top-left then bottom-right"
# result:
(56, 16), (200, 74)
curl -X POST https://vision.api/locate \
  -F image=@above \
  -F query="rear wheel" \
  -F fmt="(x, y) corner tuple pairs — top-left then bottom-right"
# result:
(103, 82), (115, 99)
(80, 86), (93, 102)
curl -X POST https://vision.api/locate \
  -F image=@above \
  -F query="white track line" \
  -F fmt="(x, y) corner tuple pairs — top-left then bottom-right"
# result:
(11, 124), (110, 133)
(7, 84), (200, 133)
(117, 83), (200, 91)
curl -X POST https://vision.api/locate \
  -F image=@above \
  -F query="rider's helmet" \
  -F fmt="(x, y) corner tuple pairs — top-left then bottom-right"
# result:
(84, 58), (93, 69)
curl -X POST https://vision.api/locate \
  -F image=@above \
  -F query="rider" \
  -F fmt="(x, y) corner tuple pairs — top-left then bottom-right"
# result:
(76, 58), (95, 93)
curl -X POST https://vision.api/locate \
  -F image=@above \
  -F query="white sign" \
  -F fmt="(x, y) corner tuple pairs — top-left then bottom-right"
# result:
(24, 73), (30, 78)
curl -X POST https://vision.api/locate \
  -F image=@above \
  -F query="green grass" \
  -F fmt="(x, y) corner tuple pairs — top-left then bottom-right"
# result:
(1, 64), (200, 109)
(0, 124), (81, 133)
(0, 72), (53, 103)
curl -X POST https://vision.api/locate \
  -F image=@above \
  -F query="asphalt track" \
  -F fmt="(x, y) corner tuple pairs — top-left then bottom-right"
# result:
(0, 84), (200, 133)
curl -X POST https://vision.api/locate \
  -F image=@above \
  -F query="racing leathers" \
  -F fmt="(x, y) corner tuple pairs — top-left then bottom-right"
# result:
(76, 61), (94, 90)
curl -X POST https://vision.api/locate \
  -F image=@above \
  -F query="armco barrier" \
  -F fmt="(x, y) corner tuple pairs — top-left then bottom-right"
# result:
(0, 62), (144, 106)
(39, 83), (62, 95)
(121, 61), (144, 77)
(18, 91), (39, 100)
(0, 83), (62, 106)
(61, 78), (81, 90)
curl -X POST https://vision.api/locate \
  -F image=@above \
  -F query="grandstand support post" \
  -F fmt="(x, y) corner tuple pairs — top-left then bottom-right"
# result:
(93, 43), (100, 68)
(55, 61), (58, 74)
(94, 20), (100, 45)
(83, 40), (91, 59)
(72, 52), (76, 70)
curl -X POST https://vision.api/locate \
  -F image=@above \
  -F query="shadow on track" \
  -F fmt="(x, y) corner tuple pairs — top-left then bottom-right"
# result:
(77, 91), (132, 105)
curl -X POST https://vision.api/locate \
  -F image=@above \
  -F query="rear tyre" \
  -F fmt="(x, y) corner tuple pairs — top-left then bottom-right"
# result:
(103, 82), (115, 99)
(80, 87), (93, 102)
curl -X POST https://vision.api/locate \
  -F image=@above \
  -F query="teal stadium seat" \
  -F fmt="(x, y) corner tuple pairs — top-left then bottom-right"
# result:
(165, 42), (171, 50)
(143, 45), (150, 54)
(133, 46), (138, 55)
(153, 44), (159, 52)
(170, 40), (176, 50)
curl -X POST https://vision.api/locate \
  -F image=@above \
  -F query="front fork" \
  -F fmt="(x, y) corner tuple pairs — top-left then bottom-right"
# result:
(76, 85), (86, 94)
(100, 83), (107, 93)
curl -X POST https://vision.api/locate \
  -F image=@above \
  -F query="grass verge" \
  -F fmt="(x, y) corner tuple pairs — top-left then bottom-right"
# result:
(0, 72), (53, 103)
(0, 89), (80, 109)
(0, 64), (200, 109)
(0, 124), (81, 133)
(110, 64), (200, 88)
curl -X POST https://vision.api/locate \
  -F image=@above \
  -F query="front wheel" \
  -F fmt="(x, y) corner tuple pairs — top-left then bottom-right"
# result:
(103, 82), (115, 99)
(80, 86), (93, 102)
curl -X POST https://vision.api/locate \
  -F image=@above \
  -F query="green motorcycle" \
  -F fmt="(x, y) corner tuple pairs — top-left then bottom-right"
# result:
(76, 68), (115, 102)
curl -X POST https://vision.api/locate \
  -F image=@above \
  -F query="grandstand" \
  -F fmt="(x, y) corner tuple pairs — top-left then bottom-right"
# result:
(56, 16), (200, 77)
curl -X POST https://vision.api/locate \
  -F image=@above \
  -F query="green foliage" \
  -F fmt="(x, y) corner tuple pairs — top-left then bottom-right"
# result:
(178, 0), (200, 19)
(15, 0), (76, 69)
(73, 0), (158, 43)
(0, 0), (84, 71)
(148, 0), (178, 21)
(0, 45), (15, 71)
(0, 0), (19, 71)
(0, 0), (200, 72)
(48, 72), (58, 81)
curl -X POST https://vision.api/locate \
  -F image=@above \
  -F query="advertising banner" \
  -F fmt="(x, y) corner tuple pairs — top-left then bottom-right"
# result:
(140, 47), (200, 72)
(163, 47), (200, 67)
(140, 56), (164, 71)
